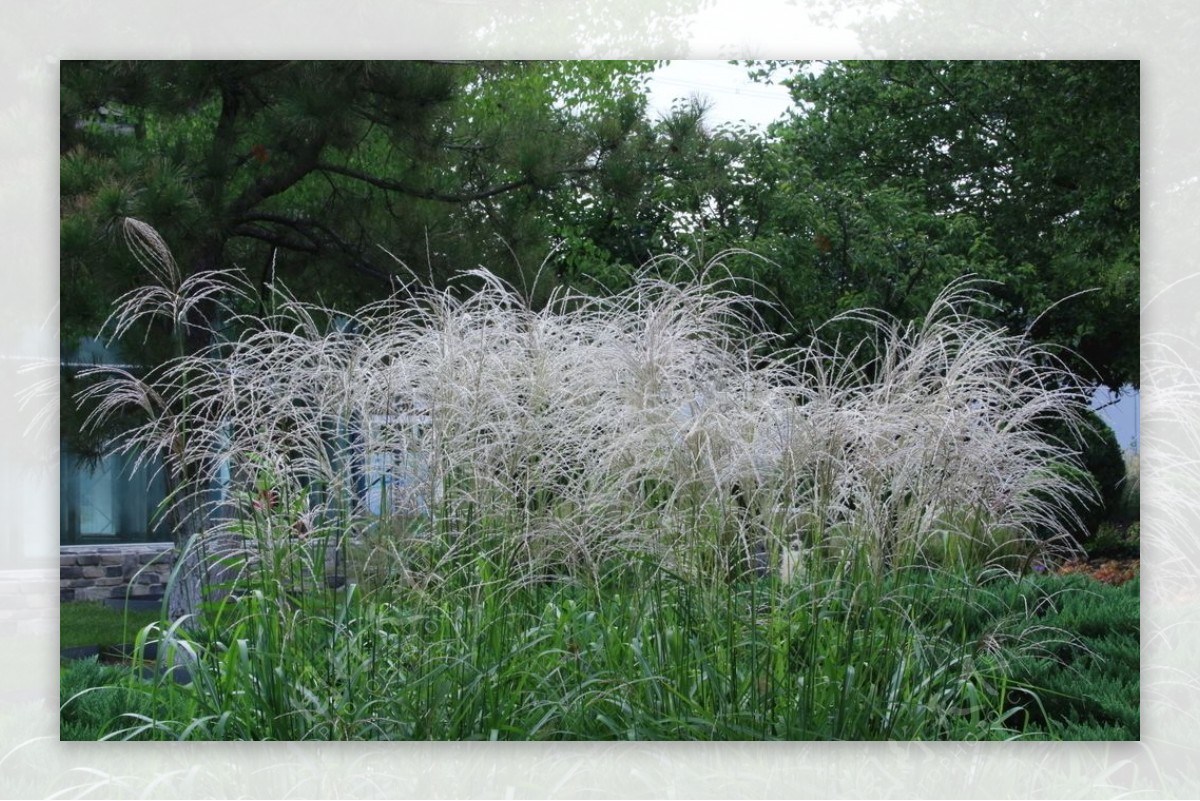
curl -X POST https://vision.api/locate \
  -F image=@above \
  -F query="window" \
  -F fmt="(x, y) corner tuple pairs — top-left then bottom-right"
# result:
(60, 447), (169, 545)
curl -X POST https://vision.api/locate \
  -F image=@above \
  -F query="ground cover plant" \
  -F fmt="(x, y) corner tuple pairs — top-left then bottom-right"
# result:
(61, 657), (155, 740)
(61, 220), (1131, 741)
(917, 571), (1140, 740)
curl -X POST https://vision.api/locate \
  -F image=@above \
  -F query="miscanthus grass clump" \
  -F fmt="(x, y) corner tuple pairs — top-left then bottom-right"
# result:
(69, 220), (1099, 740)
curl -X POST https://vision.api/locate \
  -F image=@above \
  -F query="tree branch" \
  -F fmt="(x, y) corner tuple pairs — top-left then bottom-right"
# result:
(315, 161), (535, 203)
(316, 161), (599, 204)
(232, 212), (396, 284)
(230, 222), (320, 254)
(229, 135), (327, 219)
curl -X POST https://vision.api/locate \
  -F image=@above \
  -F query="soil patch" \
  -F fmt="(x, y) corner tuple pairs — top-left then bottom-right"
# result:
(1056, 557), (1140, 586)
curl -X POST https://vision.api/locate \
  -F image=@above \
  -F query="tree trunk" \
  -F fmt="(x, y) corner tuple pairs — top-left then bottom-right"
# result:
(165, 235), (230, 627)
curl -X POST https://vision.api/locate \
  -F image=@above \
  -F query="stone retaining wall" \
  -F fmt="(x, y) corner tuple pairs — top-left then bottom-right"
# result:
(60, 543), (175, 603)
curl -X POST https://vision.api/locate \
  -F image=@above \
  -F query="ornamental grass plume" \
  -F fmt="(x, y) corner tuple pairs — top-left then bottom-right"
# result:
(771, 278), (1094, 576)
(79, 223), (1094, 605)
(69, 222), (1117, 742)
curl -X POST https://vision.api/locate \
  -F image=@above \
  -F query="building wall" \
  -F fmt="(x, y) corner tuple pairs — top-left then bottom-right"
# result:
(61, 337), (172, 547)
(59, 543), (174, 603)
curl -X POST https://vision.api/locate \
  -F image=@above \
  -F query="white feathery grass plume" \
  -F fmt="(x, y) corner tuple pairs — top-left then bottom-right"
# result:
(99, 218), (253, 346)
(80, 224), (1097, 589)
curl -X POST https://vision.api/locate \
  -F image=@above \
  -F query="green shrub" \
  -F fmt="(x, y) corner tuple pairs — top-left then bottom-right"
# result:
(1110, 451), (1140, 528)
(1086, 522), (1140, 560)
(60, 658), (148, 740)
(1038, 408), (1126, 542)
(921, 573), (1139, 740)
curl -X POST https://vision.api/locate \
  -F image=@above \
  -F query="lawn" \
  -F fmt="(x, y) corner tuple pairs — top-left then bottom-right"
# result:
(60, 601), (162, 651)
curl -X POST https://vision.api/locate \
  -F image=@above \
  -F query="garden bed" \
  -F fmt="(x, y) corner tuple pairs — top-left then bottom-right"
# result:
(1056, 557), (1140, 586)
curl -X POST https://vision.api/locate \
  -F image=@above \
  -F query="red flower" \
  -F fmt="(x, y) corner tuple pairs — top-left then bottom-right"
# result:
(253, 488), (278, 512)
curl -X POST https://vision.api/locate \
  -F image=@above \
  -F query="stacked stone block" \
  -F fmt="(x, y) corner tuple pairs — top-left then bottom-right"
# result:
(60, 543), (175, 602)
